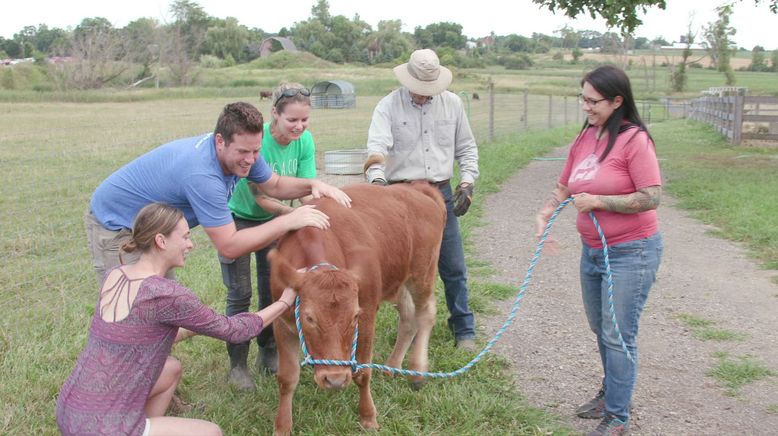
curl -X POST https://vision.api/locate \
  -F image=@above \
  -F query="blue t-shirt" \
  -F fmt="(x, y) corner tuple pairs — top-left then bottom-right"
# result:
(90, 133), (273, 230)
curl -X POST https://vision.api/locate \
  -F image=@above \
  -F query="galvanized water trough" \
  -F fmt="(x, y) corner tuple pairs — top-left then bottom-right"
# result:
(324, 149), (368, 175)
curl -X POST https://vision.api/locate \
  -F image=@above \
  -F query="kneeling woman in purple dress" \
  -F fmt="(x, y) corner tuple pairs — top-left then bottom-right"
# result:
(56, 202), (296, 436)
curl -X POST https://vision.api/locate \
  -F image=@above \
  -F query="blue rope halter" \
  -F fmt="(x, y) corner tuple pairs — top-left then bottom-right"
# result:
(293, 197), (633, 379)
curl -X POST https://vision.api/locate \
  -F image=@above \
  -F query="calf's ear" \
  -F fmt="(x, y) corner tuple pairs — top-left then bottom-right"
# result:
(268, 248), (303, 290)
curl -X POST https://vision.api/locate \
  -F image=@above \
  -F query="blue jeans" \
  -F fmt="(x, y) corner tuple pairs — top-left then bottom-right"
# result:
(437, 183), (475, 340)
(219, 216), (275, 368)
(580, 232), (663, 420)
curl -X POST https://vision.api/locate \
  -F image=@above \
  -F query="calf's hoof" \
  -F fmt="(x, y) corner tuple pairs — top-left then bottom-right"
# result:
(409, 378), (428, 391)
(360, 418), (380, 432)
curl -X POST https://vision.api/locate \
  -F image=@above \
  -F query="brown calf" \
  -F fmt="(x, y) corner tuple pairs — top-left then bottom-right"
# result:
(260, 90), (273, 100)
(268, 182), (446, 435)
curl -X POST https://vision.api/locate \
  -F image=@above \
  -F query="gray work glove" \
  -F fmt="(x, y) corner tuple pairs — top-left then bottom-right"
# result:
(452, 183), (474, 216)
(371, 177), (388, 186)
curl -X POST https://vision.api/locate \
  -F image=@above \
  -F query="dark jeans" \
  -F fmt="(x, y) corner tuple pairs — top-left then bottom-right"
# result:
(437, 183), (475, 340)
(219, 216), (275, 369)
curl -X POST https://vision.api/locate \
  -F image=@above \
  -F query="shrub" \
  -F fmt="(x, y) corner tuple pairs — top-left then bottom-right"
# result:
(500, 54), (533, 70)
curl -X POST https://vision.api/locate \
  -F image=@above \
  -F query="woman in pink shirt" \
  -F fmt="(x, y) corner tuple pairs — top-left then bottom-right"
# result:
(56, 203), (297, 436)
(535, 65), (663, 436)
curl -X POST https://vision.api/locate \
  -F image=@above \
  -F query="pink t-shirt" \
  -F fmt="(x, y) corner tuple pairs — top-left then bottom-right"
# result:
(559, 125), (661, 248)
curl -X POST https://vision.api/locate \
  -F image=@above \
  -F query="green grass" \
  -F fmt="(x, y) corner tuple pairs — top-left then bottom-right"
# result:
(768, 404), (778, 414)
(0, 92), (576, 434)
(2, 61), (778, 434)
(654, 120), (778, 269)
(706, 352), (776, 396)
(675, 313), (745, 342)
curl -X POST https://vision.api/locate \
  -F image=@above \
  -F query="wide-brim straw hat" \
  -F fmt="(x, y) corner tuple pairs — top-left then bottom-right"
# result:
(393, 49), (452, 96)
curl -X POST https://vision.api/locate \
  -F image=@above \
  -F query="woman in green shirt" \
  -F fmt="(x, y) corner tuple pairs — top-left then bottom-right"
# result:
(220, 82), (316, 390)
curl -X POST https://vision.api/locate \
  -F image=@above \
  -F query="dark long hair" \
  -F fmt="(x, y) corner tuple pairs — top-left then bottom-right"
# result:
(579, 65), (654, 162)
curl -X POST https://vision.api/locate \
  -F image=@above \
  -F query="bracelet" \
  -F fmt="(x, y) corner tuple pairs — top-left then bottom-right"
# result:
(279, 300), (291, 309)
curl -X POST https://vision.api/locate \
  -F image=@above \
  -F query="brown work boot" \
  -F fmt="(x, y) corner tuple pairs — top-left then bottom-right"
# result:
(576, 388), (605, 419)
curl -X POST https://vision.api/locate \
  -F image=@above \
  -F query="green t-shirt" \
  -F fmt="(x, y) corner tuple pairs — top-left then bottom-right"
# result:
(228, 122), (317, 221)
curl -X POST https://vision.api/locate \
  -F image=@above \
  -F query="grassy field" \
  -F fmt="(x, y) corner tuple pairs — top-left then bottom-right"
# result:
(0, 93), (578, 435)
(1, 63), (777, 434)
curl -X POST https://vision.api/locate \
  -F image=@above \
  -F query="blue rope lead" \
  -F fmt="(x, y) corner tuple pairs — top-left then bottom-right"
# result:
(293, 196), (632, 379)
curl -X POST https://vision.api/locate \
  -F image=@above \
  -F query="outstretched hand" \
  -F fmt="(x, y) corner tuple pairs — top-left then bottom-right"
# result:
(282, 205), (330, 230)
(279, 287), (297, 307)
(311, 180), (352, 208)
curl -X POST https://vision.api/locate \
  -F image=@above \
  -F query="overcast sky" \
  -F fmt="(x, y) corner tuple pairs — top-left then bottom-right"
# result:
(2, 0), (776, 50)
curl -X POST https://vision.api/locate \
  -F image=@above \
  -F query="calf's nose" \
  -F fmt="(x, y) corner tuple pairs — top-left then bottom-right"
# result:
(321, 372), (350, 389)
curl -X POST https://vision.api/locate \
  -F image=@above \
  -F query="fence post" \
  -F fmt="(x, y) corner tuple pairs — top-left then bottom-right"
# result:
(488, 78), (494, 143)
(733, 88), (745, 144)
(523, 89), (529, 131)
(564, 96), (568, 125)
(548, 95), (553, 128)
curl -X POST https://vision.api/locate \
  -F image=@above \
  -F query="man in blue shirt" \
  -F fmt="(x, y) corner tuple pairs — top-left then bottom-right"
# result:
(86, 102), (351, 282)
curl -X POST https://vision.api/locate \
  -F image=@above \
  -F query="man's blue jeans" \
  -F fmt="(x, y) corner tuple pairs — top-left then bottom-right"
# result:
(219, 216), (275, 369)
(438, 183), (475, 341)
(580, 232), (663, 420)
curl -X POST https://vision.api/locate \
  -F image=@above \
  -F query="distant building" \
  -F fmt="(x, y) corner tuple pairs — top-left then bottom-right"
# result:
(661, 42), (707, 50)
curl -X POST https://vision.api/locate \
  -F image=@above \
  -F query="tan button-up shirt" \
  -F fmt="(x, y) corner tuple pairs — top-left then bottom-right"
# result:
(366, 88), (479, 185)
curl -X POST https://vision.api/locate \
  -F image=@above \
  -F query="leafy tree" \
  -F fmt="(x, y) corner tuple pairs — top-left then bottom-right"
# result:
(166, 0), (212, 85)
(578, 30), (602, 49)
(123, 18), (162, 80)
(531, 0), (776, 34)
(204, 17), (250, 62)
(35, 25), (69, 55)
(633, 37), (650, 50)
(748, 46), (770, 71)
(290, 1), (370, 64)
(671, 22), (696, 92)
(1, 38), (22, 58)
(771, 50), (778, 72)
(703, 4), (736, 85)
(500, 34), (533, 53)
(363, 20), (412, 64)
(571, 46), (583, 63)
(56, 17), (129, 89)
(532, 0), (666, 34)
(413, 22), (466, 50)
(531, 32), (554, 53)
(599, 32), (623, 54)
(554, 25), (580, 49)
(651, 36), (669, 47)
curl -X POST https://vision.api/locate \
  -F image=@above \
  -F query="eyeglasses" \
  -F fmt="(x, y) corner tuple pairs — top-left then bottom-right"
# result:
(273, 87), (311, 107)
(577, 93), (608, 106)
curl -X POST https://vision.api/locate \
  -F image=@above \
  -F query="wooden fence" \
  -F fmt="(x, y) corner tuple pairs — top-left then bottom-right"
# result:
(688, 88), (778, 144)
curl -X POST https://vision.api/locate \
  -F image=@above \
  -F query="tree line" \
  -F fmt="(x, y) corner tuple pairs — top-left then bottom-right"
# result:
(1, 0), (776, 90)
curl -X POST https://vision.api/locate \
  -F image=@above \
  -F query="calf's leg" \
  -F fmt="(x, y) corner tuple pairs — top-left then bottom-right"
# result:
(273, 320), (300, 436)
(354, 311), (379, 430)
(385, 286), (417, 371)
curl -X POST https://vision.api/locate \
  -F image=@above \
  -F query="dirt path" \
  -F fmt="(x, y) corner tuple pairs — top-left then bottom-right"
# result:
(472, 146), (778, 435)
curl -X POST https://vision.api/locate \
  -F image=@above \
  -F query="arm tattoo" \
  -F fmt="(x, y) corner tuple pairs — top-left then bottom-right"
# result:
(599, 185), (661, 214)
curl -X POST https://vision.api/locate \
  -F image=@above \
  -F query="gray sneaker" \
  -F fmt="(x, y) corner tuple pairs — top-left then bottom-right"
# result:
(228, 365), (256, 391)
(586, 414), (629, 436)
(576, 389), (605, 419)
(257, 345), (278, 374)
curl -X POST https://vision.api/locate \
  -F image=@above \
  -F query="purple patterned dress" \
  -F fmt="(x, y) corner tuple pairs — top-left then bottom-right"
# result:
(56, 272), (264, 435)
